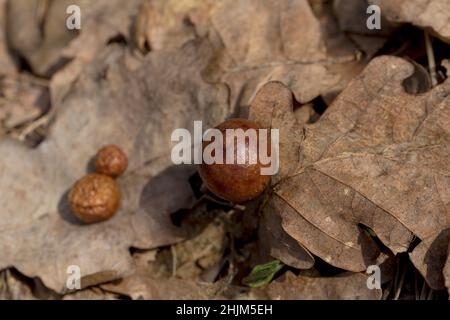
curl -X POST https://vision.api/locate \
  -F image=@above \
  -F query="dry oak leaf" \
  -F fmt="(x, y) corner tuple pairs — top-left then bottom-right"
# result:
(370, 0), (450, 43)
(103, 276), (223, 300)
(101, 240), (225, 300)
(249, 81), (316, 269)
(208, 0), (354, 109)
(254, 271), (382, 300)
(0, 0), (15, 75)
(133, 0), (214, 53)
(253, 56), (450, 289)
(6, 0), (140, 77)
(444, 242), (450, 296)
(0, 39), (230, 293)
(135, 0), (366, 109)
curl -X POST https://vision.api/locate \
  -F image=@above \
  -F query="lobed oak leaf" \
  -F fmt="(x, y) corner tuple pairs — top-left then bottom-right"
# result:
(0, 39), (230, 293)
(252, 55), (450, 289)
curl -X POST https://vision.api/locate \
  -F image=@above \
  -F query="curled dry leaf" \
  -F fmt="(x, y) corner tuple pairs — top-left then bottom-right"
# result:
(333, 0), (397, 58)
(0, 0), (15, 75)
(102, 220), (227, 300)
(0, 269), (36, 300)
(0, 39), (230, 292)
(370, 0), (450, 43)
(133, 0), (214, 52)
(254, 271), (382, 300)
(6, 0), (78, 77)
(135, 0), (384, 112)
(0, 74), (49, 130)
(409, 229), (450, 289)
(252, 56), (450, 290)
(444, 244), (450, 296)
(6, 0), (140, 77)
(103, 276), (223, 300)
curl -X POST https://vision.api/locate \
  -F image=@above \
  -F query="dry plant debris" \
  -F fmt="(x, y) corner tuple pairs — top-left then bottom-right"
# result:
(0, 0), (449, 300)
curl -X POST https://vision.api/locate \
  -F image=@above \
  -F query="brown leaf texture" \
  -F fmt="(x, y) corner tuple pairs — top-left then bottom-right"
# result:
(370, 0), (450, 43)
(444, 243), (450, 296)
(254, 271), (382, 300)
(0, 39), (230, 292)
(134, 0), (387, 111)
(254, 56), (450, 289)
(6, 0), (140, 77)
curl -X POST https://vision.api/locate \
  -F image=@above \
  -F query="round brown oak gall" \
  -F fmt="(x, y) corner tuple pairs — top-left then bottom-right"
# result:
(68, 173), (120, 223)
(198, 118), (271, 203)
(95, 145), (128, 177)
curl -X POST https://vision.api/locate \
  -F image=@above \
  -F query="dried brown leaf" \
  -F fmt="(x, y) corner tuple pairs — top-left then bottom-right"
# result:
(256, 56), (450, 289)
(370, 0), (450, 43)
(0, 40), (230, 293)
(254, 271), (382, 300)
(444, 243), (450, 296)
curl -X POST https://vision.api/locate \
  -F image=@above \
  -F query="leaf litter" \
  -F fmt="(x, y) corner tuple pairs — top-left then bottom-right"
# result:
(0, 0), (450, 300)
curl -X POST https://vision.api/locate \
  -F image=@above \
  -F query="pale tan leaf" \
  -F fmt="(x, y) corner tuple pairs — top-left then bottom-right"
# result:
(0, 40), (230, 293)
(261, 56), (450, 288)
(370, 0), (450, 43)
(254, 271), (382, 300)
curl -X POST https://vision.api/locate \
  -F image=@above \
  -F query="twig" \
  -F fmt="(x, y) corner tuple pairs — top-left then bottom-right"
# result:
(170, 245), (177, 278)
(425, 31), (438, 87)
(419, 280), (428, 300)
(426, 288), (434, 300)
(204, 195), (246, 211)
(414, 270), (419, 300)
(17, 114), (50, 141)
(393, 262), (406, 300)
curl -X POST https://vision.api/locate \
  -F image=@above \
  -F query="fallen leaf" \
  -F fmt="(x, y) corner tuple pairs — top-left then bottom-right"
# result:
(333, 0), (397, 58)
(103, 276), (222, 300)
(370, 0), (450, 43)
(6, 0), (77, 77)
(101, 221), (227, 300)
(0, 39), (230, 293)
(254, 271), (382, 300)
(0, 74), (49, 129)
(409, 229), (450, 289)
(0, 269), (36, 300)
(258, 203), (315, 270)
(62, 287), (119, 300)
(133, 0), (213, 52)
(254, 55), (450, 289)
(444, 244), (450, 296)
(0, 0), (15, 75)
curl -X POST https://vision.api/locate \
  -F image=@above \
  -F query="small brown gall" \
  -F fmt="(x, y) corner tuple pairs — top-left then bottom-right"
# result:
(69, 173), (120, 223)
(95, 145), (128, 177)
(198, 118), (271, 203)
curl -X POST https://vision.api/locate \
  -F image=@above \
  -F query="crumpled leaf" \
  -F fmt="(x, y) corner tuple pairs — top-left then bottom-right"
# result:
(410, 229), (450, 289)
(254, 56), (450, 289)
(0, 0), (15, 75)
(208, 0), (352, 108)
(101, 235), (226, 300)
(135, 0), (374, 110)
(370, 0), (450, 43)
(133, 0), (214, 52)
(103, 276), (223, 300)
(254, 271), (382, 300)
(0, 269), (36, 300)
(0, 39), (230, 293)
(0, 74), (49, 129)
(250, 81), (316, 269)
(444, 244), (450, 296)
(333, 0), (396, 58)
(6, 0), (140, 77)
(6, 0), (77, 77)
